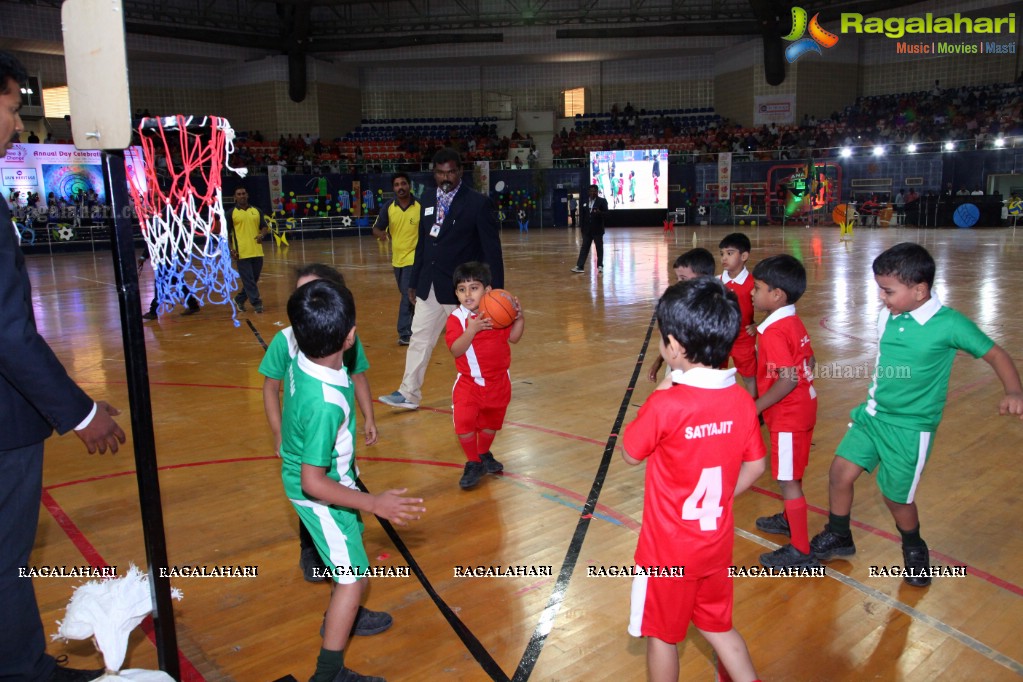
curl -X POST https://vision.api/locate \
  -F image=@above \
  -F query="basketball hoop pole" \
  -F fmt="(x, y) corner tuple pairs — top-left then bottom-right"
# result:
(103, 150), (181, 680)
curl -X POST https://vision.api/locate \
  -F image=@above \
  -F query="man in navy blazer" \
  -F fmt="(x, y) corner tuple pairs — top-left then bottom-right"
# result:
(0, 52), (125, 682)
(379, 148), (504, 409)
(571, 183), (608, 273)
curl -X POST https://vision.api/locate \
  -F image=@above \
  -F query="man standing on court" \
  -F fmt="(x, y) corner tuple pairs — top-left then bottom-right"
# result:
(379, 148), (504, 410)
(372, 172), (420, 346)
(0, 51), (126, 682)
(571, 184), (608, 274)
(228, 186), (269, 314)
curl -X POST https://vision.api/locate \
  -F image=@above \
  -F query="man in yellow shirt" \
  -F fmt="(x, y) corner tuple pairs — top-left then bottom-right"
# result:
(372, 172), (420, 345)
(228, 187), (269, 313)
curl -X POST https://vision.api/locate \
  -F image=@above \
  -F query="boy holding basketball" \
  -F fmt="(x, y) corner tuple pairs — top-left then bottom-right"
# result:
(446, 261), (524, 489)
(719, 233), (757, 395)
(282, 279), (423, 682)
(750, 255), (818, 569)
(647, 247), (715, 382)
(260, 264), (379, 584)
(623, 277), (765, 682)
(811, 242), (1023, 586)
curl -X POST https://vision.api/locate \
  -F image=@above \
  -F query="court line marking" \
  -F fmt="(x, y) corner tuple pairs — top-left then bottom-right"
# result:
(43, 455), (1023, 679)
(40, 489), (205, 681)
(736, 528), (1023, 677)
(353, 478), (511, 681)
(510, 308), (659, 681)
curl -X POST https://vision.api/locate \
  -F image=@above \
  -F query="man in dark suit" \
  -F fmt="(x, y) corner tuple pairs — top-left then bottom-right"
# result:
(379, 147), (504, 410)
(571, 183), (608, 274)
(0, 52), (125, 682)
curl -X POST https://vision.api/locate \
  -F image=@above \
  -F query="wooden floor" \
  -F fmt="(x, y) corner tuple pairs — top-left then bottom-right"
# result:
(30, 224), (1023, 681)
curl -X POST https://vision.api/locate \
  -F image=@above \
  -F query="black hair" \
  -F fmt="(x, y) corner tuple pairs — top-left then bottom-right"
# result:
(453, 261), (492, 287)
(295, 263), (345, 287)
(391, 171), (410, 186)
(432, 147), (462, 168)
(656, 278), (740, 368)
(752, 254), (807, 304)
(0, 52), (28, 93)
(287, 279), (356, 359)
(672, 248), (715, 276)
(872, 242), (935, 287)
(718, 232), (752, 254)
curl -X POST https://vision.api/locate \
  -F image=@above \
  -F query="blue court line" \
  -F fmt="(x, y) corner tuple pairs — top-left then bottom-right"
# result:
(540, 493), (626, 527)
(735, 528), (1023, 677)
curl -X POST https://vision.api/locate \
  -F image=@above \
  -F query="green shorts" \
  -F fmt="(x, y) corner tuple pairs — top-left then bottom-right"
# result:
(291, 499), (368, 584)
(835, 404), (935, 504)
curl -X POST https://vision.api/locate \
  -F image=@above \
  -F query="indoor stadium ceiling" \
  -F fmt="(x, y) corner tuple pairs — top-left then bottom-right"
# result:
(13, 0), (930, 53)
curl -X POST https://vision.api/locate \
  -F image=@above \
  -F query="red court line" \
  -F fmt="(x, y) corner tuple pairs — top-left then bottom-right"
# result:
(40, 490), (205, 681)
(359, 456), (642, 531)
(47, 453), (1019, 597)
(384, 402), (607, 446)
(750, 485), (1023, 597)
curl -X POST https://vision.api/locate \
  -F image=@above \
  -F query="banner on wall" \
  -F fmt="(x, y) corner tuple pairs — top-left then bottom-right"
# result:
(754, 94), (796, 125)
(1, 143), (110, 207)
(267, 165), (284, 213)
(717, 153), (732, 201)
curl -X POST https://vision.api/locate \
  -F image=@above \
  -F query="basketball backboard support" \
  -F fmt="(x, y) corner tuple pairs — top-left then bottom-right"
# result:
(61, 0), (132, 150)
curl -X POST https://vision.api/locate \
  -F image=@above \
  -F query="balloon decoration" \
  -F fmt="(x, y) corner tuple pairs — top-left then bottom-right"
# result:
(492, 185), (537, 228)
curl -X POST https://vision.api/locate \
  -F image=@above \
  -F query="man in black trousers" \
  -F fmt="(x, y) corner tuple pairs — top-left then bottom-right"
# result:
(0, 51), (125, 682)
(572, 183), (608, 274)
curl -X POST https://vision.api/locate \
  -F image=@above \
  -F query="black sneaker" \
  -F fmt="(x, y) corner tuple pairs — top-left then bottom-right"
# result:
(760, 543), (820, 569)
(755, 512), (790, 537)
(479, 452), (504, 474)
(181, 306), (200, 316)
(398, 336), (410, 346)
(235, 298), (247, 312)
(310, 668), (385, 682)
(48, 656), (103, 682)
(319, 605), (393, 637)
(300, 546), (327, 582)
(810, 524), (856, 561)
(254, 305), (264, 314)
(902, 543), (932, 587)
(352, 606), (393, 636)
(142, 311), (158, 320)
(459, 461), (485, 489)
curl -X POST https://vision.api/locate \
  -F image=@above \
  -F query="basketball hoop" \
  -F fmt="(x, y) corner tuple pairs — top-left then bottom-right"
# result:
(127, 115), (244, 323)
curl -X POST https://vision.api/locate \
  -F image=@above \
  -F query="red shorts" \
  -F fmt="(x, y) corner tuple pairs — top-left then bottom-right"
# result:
(628, 567), (733, 643)
(452, 373), (511, 433)
(770, 429), (813, 481)
(729, 341), (757, 377)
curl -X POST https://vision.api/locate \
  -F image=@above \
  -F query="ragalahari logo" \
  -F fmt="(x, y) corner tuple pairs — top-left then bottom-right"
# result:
(783, 7), (840, 62)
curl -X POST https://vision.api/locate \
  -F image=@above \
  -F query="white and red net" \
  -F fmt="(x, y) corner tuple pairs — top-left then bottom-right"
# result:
(126, 115), (244, 322)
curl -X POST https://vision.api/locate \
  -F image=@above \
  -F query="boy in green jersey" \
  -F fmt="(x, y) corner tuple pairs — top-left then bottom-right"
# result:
(811, 242), (1023, 586)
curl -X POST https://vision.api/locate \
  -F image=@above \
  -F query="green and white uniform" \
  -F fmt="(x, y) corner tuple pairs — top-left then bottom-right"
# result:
(837, 294), (994, 502)
(259, 327), (368, 451)
(280, 353), (368, 583)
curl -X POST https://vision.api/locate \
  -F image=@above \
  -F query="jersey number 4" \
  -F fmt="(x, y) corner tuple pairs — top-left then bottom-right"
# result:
(681, 466), (724, 531)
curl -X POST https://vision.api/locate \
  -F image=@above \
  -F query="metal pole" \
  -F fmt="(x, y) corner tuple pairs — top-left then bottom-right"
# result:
(103, 150), (181, 680)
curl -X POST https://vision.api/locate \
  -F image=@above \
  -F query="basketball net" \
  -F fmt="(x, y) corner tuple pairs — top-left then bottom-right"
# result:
(127, 115), (245, 323)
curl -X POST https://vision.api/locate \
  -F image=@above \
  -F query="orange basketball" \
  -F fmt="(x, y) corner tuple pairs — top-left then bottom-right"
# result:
(479, 289), (518, 329)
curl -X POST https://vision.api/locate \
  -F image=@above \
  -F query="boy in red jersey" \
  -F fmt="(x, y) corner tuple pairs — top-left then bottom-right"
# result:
(446, 261), (524, 489)
(623, 278), (766, 682)
(750, 255), (819, 568)
(718, 233), (757, 395)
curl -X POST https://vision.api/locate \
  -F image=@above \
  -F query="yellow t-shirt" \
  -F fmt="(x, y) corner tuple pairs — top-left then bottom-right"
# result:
(232, 206), (265, 259)
(378, 199), (419, 268)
